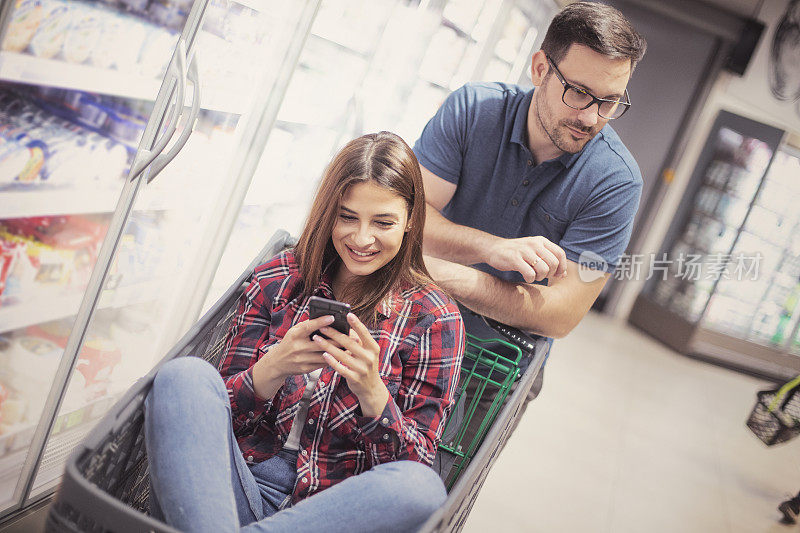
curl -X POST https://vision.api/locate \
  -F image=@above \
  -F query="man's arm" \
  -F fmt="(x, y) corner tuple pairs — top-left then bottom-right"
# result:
(421, 164), (606, 337)
(425, 255), (609, 339)
(421, 165), (567, 283)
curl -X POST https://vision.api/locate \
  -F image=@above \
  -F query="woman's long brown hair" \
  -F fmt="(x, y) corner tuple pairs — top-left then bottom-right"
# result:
(294, 131), (430, 326)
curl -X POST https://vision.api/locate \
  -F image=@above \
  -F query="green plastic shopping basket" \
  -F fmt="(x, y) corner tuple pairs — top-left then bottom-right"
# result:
(437, 334), (521, 489)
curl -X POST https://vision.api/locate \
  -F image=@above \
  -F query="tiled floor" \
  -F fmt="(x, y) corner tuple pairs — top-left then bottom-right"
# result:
(463, 311), (800, 533)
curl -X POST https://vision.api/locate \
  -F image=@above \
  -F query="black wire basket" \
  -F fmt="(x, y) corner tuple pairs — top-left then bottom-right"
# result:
(747, 376), (800, 446)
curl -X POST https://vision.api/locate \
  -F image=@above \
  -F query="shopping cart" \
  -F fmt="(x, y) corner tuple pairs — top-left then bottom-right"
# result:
(45, 230), (548, 533)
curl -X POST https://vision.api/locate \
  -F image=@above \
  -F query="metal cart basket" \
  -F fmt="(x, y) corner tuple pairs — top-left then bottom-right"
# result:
(45, 230), (548, 533)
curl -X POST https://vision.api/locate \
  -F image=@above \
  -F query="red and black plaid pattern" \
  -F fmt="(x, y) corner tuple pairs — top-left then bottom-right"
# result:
(219, 250), (464, 503)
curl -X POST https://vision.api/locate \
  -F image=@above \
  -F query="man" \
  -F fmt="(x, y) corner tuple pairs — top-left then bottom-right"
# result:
(414, 2), (647, 410)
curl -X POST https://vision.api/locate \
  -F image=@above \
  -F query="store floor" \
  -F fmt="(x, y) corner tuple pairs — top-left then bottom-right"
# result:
(463, 311), (800, 533)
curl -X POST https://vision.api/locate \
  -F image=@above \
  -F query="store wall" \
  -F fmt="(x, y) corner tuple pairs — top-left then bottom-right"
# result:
(615, 0), (800, 321)
(596, 0), (720, 312)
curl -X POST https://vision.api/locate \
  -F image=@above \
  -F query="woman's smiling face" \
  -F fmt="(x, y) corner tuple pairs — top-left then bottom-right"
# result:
(332, 180), (409, 281)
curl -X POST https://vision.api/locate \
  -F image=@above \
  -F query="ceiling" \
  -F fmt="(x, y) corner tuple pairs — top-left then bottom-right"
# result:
(698, 0), (764, 18)
(558, 0), (765, 20)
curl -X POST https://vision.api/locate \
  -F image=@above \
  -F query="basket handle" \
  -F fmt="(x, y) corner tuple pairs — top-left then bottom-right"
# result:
(768, 374), (800, 412)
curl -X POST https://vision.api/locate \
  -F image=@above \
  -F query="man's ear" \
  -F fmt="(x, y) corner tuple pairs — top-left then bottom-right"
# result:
(530, 50), (549, 86)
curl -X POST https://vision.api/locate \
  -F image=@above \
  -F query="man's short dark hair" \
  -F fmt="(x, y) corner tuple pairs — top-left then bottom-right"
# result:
(541, 2), (647, 72)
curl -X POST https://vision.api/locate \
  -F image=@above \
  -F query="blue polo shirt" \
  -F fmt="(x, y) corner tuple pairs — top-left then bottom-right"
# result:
(413, 82), (642, 365)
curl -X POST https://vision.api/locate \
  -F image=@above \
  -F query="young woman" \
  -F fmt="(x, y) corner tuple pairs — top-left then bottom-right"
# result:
(144, 131), (465, 532)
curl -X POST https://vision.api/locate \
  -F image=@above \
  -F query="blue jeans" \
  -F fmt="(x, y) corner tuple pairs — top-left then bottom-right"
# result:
(144, 357), (446, 532)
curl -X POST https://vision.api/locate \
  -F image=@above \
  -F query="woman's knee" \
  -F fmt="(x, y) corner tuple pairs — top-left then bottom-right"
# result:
(151, 356), (225, 399)
(385, 461), (447, 518)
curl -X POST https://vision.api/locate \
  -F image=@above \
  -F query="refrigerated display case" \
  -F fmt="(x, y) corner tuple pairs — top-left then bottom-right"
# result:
(0, 0), (319, 520)
(629, 110), (800, 379)
(200, 0), (558, 313)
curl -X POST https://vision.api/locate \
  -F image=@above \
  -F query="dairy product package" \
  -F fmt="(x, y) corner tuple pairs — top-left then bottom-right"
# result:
(0, 335), (62, 422)
(91, 13), (148, 71)
(118, 0), (150, 15)
(2, 0), (44, 53)
(62, 4), (103, 64)
(147, 0), (187, 32)
(0, 138), (36, 187)
(137, 27), (178, 78)
(28, 0), (72, 59)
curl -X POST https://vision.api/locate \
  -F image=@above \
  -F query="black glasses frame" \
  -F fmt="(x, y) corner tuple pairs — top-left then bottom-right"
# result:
(545, 54), (631, 120)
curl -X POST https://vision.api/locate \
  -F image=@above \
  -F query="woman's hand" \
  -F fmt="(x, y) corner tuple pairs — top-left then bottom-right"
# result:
(252, 314), (336, 400)
(314, 313), (390, 418)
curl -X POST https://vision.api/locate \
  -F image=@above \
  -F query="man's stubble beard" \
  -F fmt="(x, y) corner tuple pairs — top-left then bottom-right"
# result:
(534, 89), (595, 155)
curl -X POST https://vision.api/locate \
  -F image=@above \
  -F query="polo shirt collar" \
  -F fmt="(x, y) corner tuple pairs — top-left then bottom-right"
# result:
(510, 87), (588, 170)
(510, 88), (533, 151)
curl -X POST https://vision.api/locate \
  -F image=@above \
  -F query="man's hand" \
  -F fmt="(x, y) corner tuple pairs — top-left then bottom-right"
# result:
(486, 236), (568, 283)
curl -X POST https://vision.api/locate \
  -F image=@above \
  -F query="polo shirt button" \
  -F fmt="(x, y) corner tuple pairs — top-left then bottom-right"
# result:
(382, 434), (390, 441)
(381, 417), (389, 426)
(308, 418), (314, 425)
(527, 159), (533, 166)
(302, 477), (308, 483)
(522, 179), (530, 186)
(302, 450), (308, 457)
(247, 455), (253, 462)
(511, 198), (519, 206)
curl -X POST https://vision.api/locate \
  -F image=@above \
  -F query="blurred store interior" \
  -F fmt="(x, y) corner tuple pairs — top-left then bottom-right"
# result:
(0, 0), (799, 530)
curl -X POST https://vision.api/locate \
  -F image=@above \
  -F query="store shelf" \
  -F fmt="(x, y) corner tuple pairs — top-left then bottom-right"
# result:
(308, 31), (370, 59)
(0, 52), (245, 114)
(0, 278), (166, 334)
(0, 182), (213, 218)
(231, 0), (264, 12)
(0, 188), (121, 219)
(0, 52), (160, 100)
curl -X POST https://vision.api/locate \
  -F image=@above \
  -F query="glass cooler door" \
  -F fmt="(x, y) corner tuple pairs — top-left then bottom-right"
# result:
(0, 0), (190, 514)
(18, 0), (314, 506)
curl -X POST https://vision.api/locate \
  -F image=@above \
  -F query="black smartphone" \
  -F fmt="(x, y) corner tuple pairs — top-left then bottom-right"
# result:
(308, 296), (351, 335)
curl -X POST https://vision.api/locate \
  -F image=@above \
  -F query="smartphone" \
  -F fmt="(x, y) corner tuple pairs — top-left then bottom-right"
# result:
(308, 296), (351, 335)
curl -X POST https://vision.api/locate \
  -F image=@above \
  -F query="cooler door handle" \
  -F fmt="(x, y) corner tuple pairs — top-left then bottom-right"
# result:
(129, 37), (188, 181)
(147, 54), (200, 183)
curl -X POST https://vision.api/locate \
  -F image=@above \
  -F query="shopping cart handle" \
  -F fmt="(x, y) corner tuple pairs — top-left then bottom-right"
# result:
(477, 314), (538, 355)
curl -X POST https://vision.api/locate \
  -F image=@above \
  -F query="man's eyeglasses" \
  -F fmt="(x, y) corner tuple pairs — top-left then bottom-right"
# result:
(545, 55), (630, 120)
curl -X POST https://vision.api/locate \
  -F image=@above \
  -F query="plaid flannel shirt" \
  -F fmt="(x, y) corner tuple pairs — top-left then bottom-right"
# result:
(219, 250), (465, 503)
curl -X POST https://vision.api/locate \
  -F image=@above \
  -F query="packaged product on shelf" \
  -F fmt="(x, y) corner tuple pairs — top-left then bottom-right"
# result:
(108, 305), (153, 388)
(0, 136), (42, 187)
(111, 212), (166, 286)
(104, 110), (145, 145)
(30, 319), (121, 403)
(118, 0), (150, 15)
(1, 0), (44, 53)
(28, 0), (72, 60)
(137, 26), (178, 78)
(0, 87), (135, 188)
(62, 3), (103, 64)
(0, 215), (107, 303)
(91, 13), (148, 71)
(0, 334), (62, 428)
(0, 241), (21, 299)
(147, 0), (186, 31)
